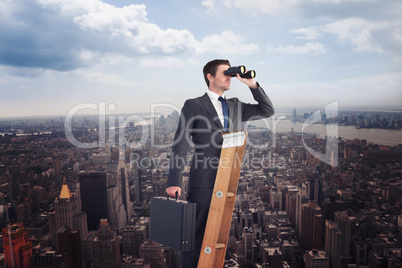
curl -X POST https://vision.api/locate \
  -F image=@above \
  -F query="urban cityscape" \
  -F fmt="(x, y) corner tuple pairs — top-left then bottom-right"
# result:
(0, 108), (401, 268)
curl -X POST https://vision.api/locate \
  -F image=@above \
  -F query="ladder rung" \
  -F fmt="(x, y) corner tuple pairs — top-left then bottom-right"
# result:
(216, 243), (226, 249)
(227, 192), (235, 197)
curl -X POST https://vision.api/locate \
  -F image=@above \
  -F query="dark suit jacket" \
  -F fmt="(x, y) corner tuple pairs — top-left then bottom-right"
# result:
(167, 84), (274, 188)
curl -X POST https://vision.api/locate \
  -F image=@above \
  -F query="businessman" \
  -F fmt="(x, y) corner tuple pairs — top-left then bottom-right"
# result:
(166, 59), (274, 267)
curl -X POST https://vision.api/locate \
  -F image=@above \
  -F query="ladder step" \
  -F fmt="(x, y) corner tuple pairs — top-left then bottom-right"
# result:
(216, 243), (226, 249)
(227, 192), (235, 197)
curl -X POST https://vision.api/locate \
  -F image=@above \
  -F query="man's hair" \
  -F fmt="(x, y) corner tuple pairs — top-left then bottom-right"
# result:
(203, 59), (231, 88)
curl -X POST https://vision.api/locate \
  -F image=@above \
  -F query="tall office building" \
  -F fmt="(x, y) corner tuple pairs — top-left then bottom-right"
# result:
(117, 158), (134, 219)
(105, 155), (132, 232)
(308, 177), (323, 206)
(296, 187), (310, 238)
(107, 172), (128, 232)
(325, 220), (342, 268)
(305, 250), (329, 268)
(270, 188), (282, 210)
(300, 201), (324, 252)
(54, 158), (63, 179)
(243, 227), (254, 267)
(334, 210), (352, 257)
(56, 226), (83, 268)
(131, 161), (142, 205)
(90, 219), (120, 268)
(121, 225), (136, 256)
(2, 222), (33, 268)
(285, 186), (299, 227)
(139, 240), (165, 268)
(50, 178), (88, 241)
(79, 172), (109, 231)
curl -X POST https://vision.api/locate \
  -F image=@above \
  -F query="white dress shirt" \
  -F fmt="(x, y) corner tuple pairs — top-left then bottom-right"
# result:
(206, 90), (225, 127)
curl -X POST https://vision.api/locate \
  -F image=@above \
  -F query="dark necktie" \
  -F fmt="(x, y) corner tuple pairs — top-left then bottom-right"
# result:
(218, 96), (229, 132)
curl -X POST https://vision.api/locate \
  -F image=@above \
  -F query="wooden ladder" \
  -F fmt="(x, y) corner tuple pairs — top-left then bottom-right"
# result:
(198, 131), (247, 268)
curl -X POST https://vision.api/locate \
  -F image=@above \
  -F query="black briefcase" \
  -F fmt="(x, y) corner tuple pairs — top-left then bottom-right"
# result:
(150, 196), (196, 252)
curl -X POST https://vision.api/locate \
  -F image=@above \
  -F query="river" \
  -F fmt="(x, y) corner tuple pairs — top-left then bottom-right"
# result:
(250, 119), (401, 146)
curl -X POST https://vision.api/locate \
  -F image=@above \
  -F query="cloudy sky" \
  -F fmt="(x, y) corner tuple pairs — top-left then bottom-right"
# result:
(0, 0), (401, 118)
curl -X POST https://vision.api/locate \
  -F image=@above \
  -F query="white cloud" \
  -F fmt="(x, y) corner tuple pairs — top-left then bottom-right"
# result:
(0, 0), (259, 72)
(322, 18), (385, 53)
(267, 41), (328, 55)
(220, 0), (299, 14)
(291, 18), (402, 55)
(291, 28), (322, 40)
(196, 31), (260, 54)
(138, 57), (198, 69)
(201, 0), (215, 12)
(203, 0), (378, 14)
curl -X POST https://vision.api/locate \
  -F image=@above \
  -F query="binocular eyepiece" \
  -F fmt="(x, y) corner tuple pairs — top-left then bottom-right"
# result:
(224, 65), (256, 79)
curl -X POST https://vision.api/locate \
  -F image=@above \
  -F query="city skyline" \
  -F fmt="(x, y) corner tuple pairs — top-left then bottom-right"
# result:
(1, 115), (401, 267)
(0, 0), (401, 118)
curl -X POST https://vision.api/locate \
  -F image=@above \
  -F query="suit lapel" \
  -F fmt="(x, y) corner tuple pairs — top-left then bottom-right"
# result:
(200, 93), (224, 130)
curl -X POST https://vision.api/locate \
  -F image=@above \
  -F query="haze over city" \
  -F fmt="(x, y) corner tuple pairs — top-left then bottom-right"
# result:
(0, 0), (401, 118)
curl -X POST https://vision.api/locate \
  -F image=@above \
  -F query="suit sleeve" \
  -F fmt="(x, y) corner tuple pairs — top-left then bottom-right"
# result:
(241, 83), (275, 122)
(167, 100), (194, 188)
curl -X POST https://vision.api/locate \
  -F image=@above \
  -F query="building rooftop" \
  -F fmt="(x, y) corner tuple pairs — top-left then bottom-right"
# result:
(59, 177), (72, 199)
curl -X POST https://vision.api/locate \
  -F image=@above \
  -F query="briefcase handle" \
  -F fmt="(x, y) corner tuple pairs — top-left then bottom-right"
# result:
(167, 191), (179, 201)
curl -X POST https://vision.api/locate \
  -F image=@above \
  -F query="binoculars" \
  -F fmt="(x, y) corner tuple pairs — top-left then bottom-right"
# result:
(224, 65), (256, 79)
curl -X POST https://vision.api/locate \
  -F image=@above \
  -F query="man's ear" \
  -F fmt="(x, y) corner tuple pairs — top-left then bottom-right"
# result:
(207, 73), (213, 82)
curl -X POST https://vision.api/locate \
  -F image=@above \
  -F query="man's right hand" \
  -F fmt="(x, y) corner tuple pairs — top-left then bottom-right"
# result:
(166, 186), (181, 198)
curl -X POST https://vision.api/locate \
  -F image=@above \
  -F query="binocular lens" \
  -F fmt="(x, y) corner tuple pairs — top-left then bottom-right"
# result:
(224, 65), (256, 79)
(240, 70), (256, 79)
(224, 65), (246, 76)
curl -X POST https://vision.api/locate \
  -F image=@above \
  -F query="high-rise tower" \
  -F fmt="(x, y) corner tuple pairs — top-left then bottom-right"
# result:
(49, 178), (88, 241)
(2, 222), (33, 268)
(325, 220), (342, 268)
(117, 158), (133, 219)
(300, 201), (324, 252)
(334, 210), (352, 258)
(90, 219), (120, 268)
(139, 240), (165, 268)
(79, 172), (109, 231)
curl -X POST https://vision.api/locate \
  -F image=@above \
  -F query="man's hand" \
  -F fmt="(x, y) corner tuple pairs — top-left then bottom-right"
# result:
(166, 186), (181, 198)
(236, 73), (258, 89)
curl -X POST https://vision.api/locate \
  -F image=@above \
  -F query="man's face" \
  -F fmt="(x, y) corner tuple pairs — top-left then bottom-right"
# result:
(210, 64), (231, 92)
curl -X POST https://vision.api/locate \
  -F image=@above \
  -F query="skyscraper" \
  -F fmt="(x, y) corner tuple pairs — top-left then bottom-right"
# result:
(107, 182), (127, 232)
(285, 186), (299, 227)
(56, 226), (83, 268)
(308, 177), (323, 206)
(121, 225), (136, 257)
(334, 210), (352, 258)
(49, 178), (88, 241)
(325, 220), (342, 268)
(117, 158), (133, 219)
(139, 240), (165, 268)
(296, 186), (309, 238)
(292, 108), (297, 122)
(90, 219), (120, 268)
(300, 201), (324, 252)
(106, 155), (131, 232)
(270, 188), (282, 210)
(2, 222), (33, 268)
(243, 227), (254, 267)
(79, 172), (109, 231)
(305, 250), (329, 268)
(131, 161), (141, 205)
